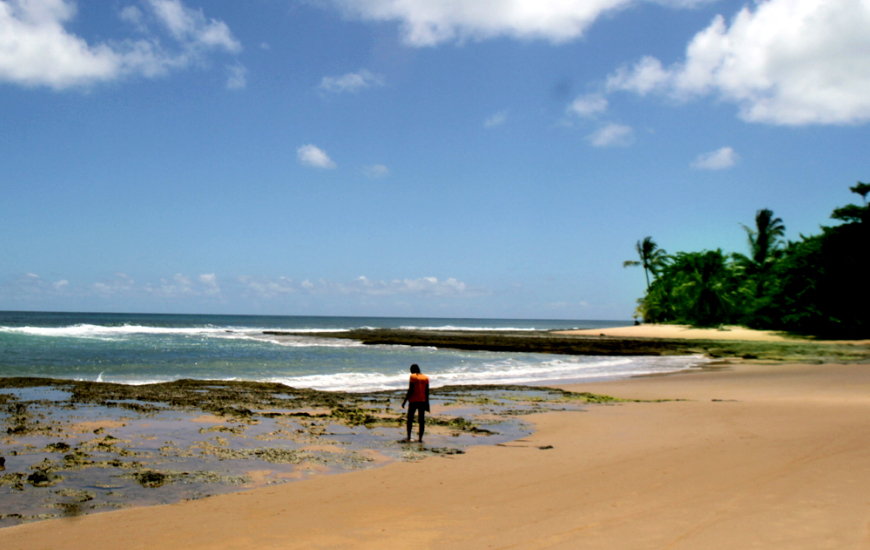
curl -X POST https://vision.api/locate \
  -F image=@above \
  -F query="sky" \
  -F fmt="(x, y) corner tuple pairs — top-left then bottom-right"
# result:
(1, 0), (868, 320)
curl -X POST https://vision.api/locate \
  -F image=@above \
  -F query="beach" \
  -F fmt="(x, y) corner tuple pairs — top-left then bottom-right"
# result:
(3, 333), (869, 549)
(555, 323), (870, 344)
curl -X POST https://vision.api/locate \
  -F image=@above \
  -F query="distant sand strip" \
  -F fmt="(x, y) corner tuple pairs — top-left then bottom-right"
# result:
(556, 323), (870, 344)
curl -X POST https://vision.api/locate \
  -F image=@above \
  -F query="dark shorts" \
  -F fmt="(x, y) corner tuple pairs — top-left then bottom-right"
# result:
(407, 401), (428, 418)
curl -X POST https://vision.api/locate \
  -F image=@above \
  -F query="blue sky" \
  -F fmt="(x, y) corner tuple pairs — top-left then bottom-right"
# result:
(1, 0), (868, 319)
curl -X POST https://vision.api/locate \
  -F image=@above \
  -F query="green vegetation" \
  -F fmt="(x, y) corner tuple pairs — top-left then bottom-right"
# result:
(630, 183), (869, 338)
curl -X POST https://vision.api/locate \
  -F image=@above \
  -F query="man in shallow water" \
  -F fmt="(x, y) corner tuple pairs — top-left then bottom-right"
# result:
(401, 363), (430, 443)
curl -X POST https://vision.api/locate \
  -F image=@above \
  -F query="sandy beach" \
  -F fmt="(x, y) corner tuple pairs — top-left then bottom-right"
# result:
(556, 323), (870, 344)
(3, 353), (869, 549)
(556, 323), (797, 341)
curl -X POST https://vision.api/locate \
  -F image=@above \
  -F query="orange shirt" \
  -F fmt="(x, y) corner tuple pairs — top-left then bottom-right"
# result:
(408, 373), (429, 403)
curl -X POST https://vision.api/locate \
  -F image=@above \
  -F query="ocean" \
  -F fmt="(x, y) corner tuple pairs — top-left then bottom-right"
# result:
(0, 311), (708, 391)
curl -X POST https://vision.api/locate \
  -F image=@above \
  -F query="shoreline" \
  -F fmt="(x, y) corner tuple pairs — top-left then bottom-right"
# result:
(3, 359), (869, 549)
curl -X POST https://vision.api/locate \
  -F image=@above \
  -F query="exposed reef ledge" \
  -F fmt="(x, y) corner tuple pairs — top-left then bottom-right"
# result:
(263, 329), (870, 363)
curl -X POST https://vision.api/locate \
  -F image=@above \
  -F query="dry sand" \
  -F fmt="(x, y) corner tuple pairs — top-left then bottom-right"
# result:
(556, 324), (801, 342)
(3, 360), (870, 549)
(557, 323), (870, 345)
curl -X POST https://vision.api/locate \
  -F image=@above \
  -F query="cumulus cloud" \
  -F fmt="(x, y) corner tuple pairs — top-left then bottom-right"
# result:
(607, 56), (669, 95)
(691, 146), (738, 170)
(606, 0), (870, 125)
(484, 110), (508, 128)
(567, 93), (608, 117)
(319, 69), (384, 94)
(0, 0), (242, 90)
(325, 0), (710, 46)
(363, 164), (391, 178)
(587, 123), (634, 147)
(297, 144), (337, 169)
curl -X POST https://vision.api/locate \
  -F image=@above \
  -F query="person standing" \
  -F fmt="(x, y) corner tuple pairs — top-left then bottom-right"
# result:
(401, 364), (429, 443)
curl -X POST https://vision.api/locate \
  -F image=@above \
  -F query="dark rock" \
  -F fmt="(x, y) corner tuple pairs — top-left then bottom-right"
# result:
(134, 470), (166, 488)
(46, 442), (71, 453)
(27, 470), (61, 488)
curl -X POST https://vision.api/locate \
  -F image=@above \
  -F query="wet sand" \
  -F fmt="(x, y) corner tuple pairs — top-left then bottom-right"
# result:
(3, 357), (869, 549)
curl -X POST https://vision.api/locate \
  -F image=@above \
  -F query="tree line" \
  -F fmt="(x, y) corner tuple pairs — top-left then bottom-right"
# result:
(625, 183), (869, 338)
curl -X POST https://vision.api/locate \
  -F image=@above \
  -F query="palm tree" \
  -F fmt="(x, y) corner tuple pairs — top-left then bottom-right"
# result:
(736, 209), (785, 300)
(623, 236), (667, 290)
(742, 209), (785, 267)
(851, 181), (870, 205)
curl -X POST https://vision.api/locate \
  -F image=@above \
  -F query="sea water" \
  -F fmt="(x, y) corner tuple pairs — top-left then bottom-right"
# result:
(0, 311), (708, 391)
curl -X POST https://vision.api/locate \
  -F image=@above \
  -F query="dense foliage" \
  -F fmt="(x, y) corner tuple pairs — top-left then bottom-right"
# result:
(625, 183), (869, 338)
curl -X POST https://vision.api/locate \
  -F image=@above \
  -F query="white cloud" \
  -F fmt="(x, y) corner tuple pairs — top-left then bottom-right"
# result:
(93, 273), (136, 296)
(350, 276), (472, 296)
(484, 110), (508, 128)
(319, 69), (384, 94)
(119, 5), (145, 29)
(297, 144), (337, 169)
(0, 0), (241, 90)
(148, 0), (240, 52)
(606, 56), (669, 95)
(198, 273), (220, 295)
(587, 123), (634, 147)
(242, 275), (484, 298)
(0, 0), (121, 88)
(226, 63), (246, 90)
(567, 93), (608, 117)
(173, 273), (192, 287)
(326, 0), (710, 46)
(0, 272), (73, 300)
(691, 146), (738, 170)
(363, 164), (391, 178)
(240, 276), (298, 298)
(606, 0), (870, 125)
(143, 272), (222, 298)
